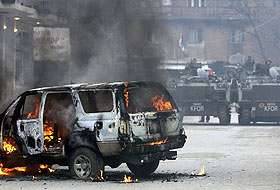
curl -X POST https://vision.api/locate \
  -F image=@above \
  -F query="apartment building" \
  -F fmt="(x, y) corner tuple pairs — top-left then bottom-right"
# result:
(0, 0), (68, 110)
(124, 0), (279, 64)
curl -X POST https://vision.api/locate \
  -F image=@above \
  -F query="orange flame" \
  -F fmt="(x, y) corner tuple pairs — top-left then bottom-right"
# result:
(90, 170), (105, 181)
(0, 163), (55, 176)
(0, 163), (8, 175)
(43, 121), (54, 142)
(136, 138), (168, 146)
(97, 170), (104, 181)
(3, 139), (17, 154)
(124, 83), (129, 107)
(40, 164), (55, 173)
(120, 174), (132, 183)
(191, 166), (206, 176)
(152, 95), (172, 111)
(0, 163), (26, 175)
(26, 102), (40, 119)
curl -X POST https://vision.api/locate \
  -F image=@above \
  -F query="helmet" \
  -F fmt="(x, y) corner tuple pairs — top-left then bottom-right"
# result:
(265, 59), (272, 65)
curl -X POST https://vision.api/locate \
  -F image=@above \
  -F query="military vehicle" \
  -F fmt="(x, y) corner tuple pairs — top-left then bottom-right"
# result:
(237, 67), (280, 124)
(169, 68), (233, 125)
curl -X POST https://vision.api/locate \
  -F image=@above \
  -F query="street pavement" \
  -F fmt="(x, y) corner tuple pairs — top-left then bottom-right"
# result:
(0, 113), (279, 190)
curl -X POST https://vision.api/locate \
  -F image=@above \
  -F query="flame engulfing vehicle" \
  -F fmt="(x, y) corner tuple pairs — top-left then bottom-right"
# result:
(0, 82), (186, 179)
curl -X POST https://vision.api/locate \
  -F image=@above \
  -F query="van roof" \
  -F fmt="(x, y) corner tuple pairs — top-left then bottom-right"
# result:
(27, 81), (163, 92)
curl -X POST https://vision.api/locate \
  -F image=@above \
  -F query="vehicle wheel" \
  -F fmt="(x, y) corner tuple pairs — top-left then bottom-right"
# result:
(69, 148), (104, 179)
(218, 108), (231, 125)
(126, 160), (159, 176)
(238, 108), (251, 125)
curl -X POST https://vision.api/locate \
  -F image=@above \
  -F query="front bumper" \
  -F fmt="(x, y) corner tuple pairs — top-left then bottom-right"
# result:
(130, 134), (186, 155)
(121, 133), (186, 164)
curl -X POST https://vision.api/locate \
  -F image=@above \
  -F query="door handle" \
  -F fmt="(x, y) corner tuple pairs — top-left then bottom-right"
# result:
(20, 123), (24, 131)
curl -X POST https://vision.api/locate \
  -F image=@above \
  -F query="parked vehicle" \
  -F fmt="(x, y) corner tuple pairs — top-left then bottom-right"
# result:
(169, 75), (232, 125)
(238, 75), (280, 124)
(0, 82), (186, 178)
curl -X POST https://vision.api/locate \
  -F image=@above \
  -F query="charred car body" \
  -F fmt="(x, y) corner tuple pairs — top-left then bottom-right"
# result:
(0, 82), (186, 178)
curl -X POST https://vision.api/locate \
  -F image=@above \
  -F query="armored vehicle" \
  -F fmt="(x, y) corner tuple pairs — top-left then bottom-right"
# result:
(0, 82), (186, 178)
(169, 74), (232, 125)
(238, 72), (280, 124)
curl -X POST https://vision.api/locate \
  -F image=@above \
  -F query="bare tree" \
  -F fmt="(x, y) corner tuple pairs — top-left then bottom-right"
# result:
(230, 0), (266, 61)
(230, 0), (280, 63)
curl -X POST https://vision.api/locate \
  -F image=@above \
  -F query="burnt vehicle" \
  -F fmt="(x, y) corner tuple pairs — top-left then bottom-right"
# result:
(169, 71), (232, 125)
(237, 67), (280, 124)
(0, 82), (186, 179)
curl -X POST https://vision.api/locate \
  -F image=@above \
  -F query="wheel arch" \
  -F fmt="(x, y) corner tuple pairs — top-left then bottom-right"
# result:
(64, 131), (101, 158)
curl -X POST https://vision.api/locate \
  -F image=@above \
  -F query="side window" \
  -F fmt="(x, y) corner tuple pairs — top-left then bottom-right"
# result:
(21, 94), (41, 119)
(78, 90), (113, 113)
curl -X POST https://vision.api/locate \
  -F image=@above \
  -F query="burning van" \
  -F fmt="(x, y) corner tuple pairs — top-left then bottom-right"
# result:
(0, 82), (186, 179)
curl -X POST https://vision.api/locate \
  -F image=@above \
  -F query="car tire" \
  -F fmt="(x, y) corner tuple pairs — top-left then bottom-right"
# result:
(69, 148), (104, 179)
(126, 160), (159, 176)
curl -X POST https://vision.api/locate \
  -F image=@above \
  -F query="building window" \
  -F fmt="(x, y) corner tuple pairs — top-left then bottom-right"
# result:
(231, 29), (245, 43)
(189, 29), (202, 44)
(273, 0), (278, 7)
(231, 0), (242, 3)
(187, 0), (206, 7)
(162, 0), (172, 6)
(147, 26), (156, 43)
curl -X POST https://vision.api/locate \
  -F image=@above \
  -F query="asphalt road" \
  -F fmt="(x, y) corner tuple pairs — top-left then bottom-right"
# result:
(0, 114), (280, 190)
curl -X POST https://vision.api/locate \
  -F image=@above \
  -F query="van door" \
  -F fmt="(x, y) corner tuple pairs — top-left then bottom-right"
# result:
(78, 90), (119, 156)
(0, 97), (20, 154)
(16, 93), (44, 155)
(42, 92), (76, 153)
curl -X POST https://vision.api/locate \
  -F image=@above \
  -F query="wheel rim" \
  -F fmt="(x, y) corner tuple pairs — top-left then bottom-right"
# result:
(74, 155), (92, 178)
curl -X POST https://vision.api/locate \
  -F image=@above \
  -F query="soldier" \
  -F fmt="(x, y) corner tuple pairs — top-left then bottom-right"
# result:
(199, 115), (210, 123)
(244, 56), (255, 71)
(264, 59), (272, 74)
(185, 58), (198, 77)
(254, 60), (272, 76)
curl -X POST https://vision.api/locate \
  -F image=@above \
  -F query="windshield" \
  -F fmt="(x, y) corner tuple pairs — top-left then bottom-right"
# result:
(126, 87), (174, 114)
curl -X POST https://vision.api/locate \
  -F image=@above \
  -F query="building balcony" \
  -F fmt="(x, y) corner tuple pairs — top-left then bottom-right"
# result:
(124, 0), (280, 21)
(0, 0), (37, 19)
(0, 0), (67, 31)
